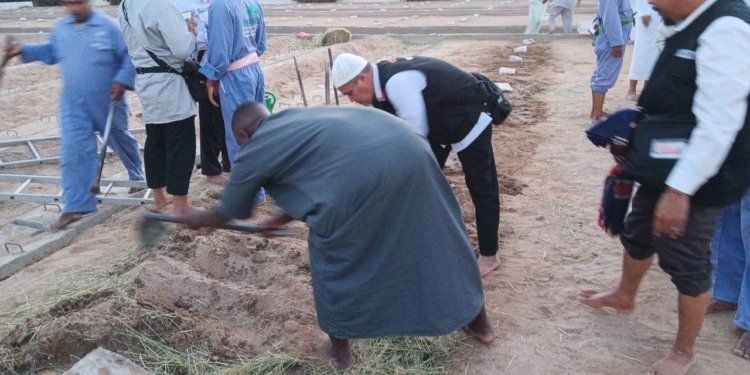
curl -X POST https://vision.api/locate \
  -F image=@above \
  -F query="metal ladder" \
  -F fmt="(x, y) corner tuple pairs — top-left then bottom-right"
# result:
(0, 128), (145, 169)
(0, 174), (153, 206)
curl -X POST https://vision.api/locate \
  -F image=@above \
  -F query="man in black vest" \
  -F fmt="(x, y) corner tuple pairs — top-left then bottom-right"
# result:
(578, 0), (750, 373)
(332, 53), (502, 277)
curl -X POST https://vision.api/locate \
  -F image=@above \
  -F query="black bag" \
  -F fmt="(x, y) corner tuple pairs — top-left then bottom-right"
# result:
(471, 72), (512, 125)
(142, 50), (207, 102)
(623, 113), (696, 188)
(179, 60), (208, 102)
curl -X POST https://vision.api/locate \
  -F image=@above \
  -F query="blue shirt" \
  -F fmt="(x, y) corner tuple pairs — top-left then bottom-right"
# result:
(22, 10), (134, 107)
(200, 0), (267, 80)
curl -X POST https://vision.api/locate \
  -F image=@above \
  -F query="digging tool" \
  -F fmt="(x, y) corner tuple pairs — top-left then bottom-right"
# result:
(324, 60), (330, 105)
(0, 35), (16, 87)
(327, 48), (339, 105)
(139, 211), (294, 249)
(91, 100), (117, 194)
(293, 55), (307, 107)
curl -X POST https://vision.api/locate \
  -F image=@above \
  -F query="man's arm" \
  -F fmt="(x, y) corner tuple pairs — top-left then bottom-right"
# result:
(156, 2), (196, 62)
(654, 17), (750, 237)
(199, 2), (232, 81)
(111, 23), (135, 100)
(20, 31), (59, 65)
(384, 71), (430, 138)
(255, 3), (268, 57)
(600, 0), (626, 54)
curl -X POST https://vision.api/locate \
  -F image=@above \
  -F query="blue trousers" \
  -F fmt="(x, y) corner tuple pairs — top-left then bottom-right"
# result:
(218, 63), (266, 203)
(60, 101), (144, 213)
(711, 188), (750, 332)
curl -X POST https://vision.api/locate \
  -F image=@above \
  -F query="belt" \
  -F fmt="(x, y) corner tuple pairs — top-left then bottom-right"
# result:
(135, 66), (172, 74)
(227, 52), (259, 72)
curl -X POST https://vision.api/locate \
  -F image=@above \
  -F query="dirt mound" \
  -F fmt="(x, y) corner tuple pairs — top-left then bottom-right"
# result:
(0, 35), (548, 373)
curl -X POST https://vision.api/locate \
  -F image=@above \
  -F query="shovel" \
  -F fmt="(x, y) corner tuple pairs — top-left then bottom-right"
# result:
(91, 100), (117, 194)
(139, 211), (294, 249)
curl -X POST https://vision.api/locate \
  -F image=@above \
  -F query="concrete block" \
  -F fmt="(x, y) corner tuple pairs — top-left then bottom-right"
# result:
(63, 347), (151, 375)
(0, 228), (76, 281)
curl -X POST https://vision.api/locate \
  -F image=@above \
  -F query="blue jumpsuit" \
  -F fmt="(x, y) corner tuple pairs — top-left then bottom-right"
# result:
(22, 11), (144, 214)
(590, 0), (633, 93)
(712, 188), (750, 334)
(200, 0), (266, 164)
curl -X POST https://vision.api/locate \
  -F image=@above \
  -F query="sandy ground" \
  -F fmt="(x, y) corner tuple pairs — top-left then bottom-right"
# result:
(1, 2), (749, 374)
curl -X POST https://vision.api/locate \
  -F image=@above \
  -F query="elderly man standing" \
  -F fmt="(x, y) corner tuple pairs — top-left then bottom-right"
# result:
(331, 53), (504, 277)
(3, 0), (144, 230)
(579, 0), (750, 373)
(199, 0), (268, 204)
(118, 0), (197, 215)
(180, 103), (496, 369)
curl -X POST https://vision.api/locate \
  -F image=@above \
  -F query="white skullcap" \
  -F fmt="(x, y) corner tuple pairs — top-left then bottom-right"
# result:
(332, 53), (368, 88)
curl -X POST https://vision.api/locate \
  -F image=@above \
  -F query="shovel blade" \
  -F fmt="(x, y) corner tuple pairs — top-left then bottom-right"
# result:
(139, 216), (169, 249)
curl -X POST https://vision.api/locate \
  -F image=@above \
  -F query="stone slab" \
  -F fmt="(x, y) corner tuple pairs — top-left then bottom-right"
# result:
(63, 347), (151, 375)
(0, 205), (125, 280)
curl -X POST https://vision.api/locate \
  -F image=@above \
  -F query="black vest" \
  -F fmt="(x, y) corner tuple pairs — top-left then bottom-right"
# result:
(636, 0), (750, 206)
(373, 57), (494, 145)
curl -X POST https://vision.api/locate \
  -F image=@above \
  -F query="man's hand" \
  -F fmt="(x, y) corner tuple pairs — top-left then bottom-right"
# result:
(611, 45), (623, 58)
(110, 82), (127, 101)
(641, 15), (652, 28)
(260, 212), (294, 238)
(4, 43), (21, 60)
(653, 188), (690, 239)
(187, 18), (198, 36)
(206, 79), (219, 107)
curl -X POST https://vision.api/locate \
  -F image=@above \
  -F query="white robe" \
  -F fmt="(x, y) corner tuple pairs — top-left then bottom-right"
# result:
(628, 0), (662, 81)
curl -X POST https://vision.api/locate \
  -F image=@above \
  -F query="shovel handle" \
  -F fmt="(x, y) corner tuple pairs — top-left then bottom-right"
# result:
(142, 212), (294, 237)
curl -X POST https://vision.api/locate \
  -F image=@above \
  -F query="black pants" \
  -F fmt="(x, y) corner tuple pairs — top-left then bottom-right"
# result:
(620, 187), (724, 297)
(198, 98), (230, 175)
(431, 125), (500, 256)
(144, 116), (196, 196)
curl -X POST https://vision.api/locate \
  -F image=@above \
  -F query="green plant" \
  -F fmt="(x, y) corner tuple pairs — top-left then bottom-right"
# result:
(109, 0), (122, 5)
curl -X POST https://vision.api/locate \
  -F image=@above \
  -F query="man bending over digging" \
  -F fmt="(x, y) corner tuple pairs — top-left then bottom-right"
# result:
(179, 102), (496, 369)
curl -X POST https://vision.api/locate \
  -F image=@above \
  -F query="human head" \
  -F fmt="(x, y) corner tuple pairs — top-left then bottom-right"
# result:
(232, 101), (269, 146)
(648, 0), (704, 24)
(332, 53), (375, 106)
(61, 0), (91, 24)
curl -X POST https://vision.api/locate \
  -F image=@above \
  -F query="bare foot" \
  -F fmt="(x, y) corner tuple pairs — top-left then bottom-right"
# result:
(150, 189), (173, 212)
(462, 306), (496, 344)
(733, 331), (750, 360)
(462, 325), (496, 344)
(477, 255), (500, 277)
(626, 92), (638, 101)
(577, 290), (635, 315)
(50, 212), (83, 230)
(649, 349), (696, 375)
(706, 300), (738, 314)
(322, 337), (354, 370)
(206, 174), (227, 186)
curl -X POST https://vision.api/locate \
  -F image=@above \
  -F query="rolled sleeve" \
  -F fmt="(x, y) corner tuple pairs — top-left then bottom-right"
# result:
(21, 40), (57, 65)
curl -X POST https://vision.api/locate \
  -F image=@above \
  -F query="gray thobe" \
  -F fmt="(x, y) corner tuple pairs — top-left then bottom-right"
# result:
(219, 107), (485, 338)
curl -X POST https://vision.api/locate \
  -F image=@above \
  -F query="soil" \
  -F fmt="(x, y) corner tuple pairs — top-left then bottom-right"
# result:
(0, 1), (748, 374)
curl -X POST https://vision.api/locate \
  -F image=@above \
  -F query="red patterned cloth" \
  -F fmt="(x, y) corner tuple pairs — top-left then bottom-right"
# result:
(598, 165), (635, 236)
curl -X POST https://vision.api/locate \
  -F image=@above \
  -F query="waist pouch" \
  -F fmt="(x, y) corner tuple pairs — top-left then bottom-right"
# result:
(623, 113), (696, 188)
